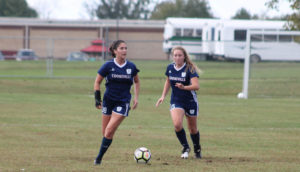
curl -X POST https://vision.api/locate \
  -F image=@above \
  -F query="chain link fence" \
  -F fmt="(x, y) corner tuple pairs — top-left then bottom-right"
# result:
(0, 36), (164, 78)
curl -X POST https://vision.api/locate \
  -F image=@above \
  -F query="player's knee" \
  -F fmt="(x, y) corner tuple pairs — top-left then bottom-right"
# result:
(104, 128), (115, 139)
(189, 128), (198, 134)
(174, 124), (183, 132)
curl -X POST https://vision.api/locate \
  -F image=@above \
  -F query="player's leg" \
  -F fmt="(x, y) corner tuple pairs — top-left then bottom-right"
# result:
(104, 102), (129, 139)
(94, 114), (112, 165)
(186, 115), (202, 159)
(170, 107), (190, 158)
(102, 114), (111, 136)
(104, 112), (126, 139)
(95, 113), (125, 165)
(95, 98), (114, 165)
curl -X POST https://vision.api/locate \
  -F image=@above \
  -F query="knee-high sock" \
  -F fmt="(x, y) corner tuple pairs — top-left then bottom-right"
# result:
(96, 137), (112, 161)
(190, 131), (201, 151)
(175, 128), (189, 149)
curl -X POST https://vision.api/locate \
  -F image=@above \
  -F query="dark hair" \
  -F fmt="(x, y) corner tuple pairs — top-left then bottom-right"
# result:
(109, 40), (126, 57)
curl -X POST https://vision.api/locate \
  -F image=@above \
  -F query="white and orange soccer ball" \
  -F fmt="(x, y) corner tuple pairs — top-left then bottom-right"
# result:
(134, 147), (151, 163)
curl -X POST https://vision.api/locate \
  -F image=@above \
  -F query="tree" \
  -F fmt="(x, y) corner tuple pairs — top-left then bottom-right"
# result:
(184, 0), (213, 18)
(266, 0), (300, 30)
(150, 0), (213, 19)
(232, 8), (252, 19)
(0, 0), (37, 17)
(150, 0), (183, 19)
(95, 0), (151, 19)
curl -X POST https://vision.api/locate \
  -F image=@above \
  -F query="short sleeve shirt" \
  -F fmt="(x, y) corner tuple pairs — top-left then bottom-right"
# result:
(98, 59), (139, 102)
(165, 63), (199, 104)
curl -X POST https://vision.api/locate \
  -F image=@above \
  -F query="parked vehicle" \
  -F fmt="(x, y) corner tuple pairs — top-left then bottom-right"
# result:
(163, 17), (219, 59)
(66, 52), (88, 61)
(212, 20), (292, 62)
(16, 49), (38, 61)
(0, 51), (4, 61)
(163, 18), (300, 62)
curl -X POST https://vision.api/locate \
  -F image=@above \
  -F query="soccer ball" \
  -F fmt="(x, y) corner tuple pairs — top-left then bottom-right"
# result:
(134, 147), (151, 163)
(237, 92), (244, 99)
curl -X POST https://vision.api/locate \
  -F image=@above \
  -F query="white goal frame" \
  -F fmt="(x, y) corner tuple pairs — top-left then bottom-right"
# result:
(239, 30), (300, 99)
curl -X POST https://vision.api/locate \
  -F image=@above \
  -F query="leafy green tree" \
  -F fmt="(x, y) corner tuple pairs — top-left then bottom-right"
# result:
(266, 0), (300, 30)
(184, 0), (213, 18)
(95, 0), (151, 19)
(150, 0), (213, 19)
(0, 0), (37, 17)
(232, 8), (252, 19)
(150, 0), (182, 19)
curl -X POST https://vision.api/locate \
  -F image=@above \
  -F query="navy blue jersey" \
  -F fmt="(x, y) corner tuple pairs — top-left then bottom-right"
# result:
(165, 63), (199, 104)
(98, 59), (139, 102)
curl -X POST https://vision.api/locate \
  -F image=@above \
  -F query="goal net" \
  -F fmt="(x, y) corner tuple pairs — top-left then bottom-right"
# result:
(240, 30), (300, 99)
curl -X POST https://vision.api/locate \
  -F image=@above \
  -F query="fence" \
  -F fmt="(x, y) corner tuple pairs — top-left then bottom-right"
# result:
(0, 36), (165, 78)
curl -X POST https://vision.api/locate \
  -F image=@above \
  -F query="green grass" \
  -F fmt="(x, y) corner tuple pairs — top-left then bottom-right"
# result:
(0, 60), (300, 171)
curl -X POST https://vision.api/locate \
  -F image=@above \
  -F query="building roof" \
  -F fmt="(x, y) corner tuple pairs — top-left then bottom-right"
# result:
(81, 39), (107, 53)
(0, 17), (165, 29)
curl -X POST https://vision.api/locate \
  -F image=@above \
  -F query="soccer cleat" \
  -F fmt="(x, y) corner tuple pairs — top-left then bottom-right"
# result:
(181, 147), (190, 159)
(94, 159), (101, 165)
(194, 149), (202, 159)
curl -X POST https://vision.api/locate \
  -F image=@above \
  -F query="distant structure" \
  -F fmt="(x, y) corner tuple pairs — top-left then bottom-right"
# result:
(163, 17), (300, 62)
(81, 39), (108, 59)
(0, 17), (165, 60)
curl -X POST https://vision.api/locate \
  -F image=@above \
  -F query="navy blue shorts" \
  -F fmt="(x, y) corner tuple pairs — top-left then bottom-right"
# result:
(102, 97), (130, 117)
(170, 101), (198, 117)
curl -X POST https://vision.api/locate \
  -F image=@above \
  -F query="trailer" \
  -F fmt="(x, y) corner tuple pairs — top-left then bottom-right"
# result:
(212, 19), (300, 62)
(163, 17), (218, 59)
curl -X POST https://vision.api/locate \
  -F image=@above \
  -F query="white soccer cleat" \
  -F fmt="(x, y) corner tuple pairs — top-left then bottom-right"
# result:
(181, 147), (190, 159)
(181, 152), (189, 159)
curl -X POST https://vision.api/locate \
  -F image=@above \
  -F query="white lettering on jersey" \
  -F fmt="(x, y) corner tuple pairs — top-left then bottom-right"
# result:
(111, 74), (131, 79)
(169, 76), (186, 82)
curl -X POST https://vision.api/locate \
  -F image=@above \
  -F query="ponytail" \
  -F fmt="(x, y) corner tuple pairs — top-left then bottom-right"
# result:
(171, 46), (202, 74)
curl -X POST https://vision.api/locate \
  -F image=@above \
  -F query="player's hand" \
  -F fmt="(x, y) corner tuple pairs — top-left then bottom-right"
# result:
(95, 104), (102, 109)
(132, 99), (138, 110)
(175, 83), (185, 90)
(156, 97), (164, 107)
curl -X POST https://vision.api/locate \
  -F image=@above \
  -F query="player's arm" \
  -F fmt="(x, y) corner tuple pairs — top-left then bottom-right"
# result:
(132, 74), (140, 110)
(175, 77), (199, 91)
(156, 77), (171, 107)
(94, 74), (104, 109)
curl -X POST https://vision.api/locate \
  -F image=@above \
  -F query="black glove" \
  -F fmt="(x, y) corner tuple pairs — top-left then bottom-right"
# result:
(94, 90), (102, 107)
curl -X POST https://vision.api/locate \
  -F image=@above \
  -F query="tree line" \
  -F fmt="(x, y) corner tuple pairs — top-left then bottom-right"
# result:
(0, 0), (299, 30)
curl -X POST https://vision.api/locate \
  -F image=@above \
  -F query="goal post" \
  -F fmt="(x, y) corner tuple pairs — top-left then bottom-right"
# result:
(239, 29), (251, 99)
(239, 29), (300, 99)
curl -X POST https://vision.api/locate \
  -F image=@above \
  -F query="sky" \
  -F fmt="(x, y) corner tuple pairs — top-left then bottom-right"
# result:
(26, 0), (292, 20)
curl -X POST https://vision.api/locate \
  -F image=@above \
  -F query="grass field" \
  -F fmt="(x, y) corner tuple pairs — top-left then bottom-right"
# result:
(0, 60), (300, 171)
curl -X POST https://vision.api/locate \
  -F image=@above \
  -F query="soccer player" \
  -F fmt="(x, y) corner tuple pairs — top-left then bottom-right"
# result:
(93, 40), (140, 165)
(156, 46), (202, 159)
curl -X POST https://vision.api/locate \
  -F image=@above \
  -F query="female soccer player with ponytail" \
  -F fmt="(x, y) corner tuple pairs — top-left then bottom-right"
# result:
(156, 46), (202, 159)
(93, 40), (140, 165)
